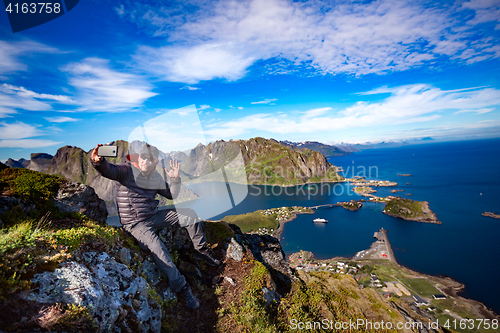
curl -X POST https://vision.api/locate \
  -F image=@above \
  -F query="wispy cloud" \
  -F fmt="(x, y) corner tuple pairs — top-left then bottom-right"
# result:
(181, 86), (201, 90)
(0, 139), (63, 148)
(136, 43), (256, 83)
(0, 122), (61, 148)
(129, 0), (500, 83)
(199, 104), (211, 110)
(62, 58), (157, 112)
(2, 84), (73, 103)
(0, 40), (60, 74)
(0, 122), (44, 140)
(0, 84), (71, 118)
(114, 4), (125, 17)
(203, 84), (500, 138)
(453, 108), (493, 115)
(44, 116), (81, 123)
(251, 98), (277, 104)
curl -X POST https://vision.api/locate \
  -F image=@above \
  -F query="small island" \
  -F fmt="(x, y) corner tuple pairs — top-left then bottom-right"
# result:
(390, 189), (404, 193)
(352, 186), (377, 195)
(482, 212), (500, 219)
(383, 198), (441, 224)
(336, 200), (363, 211)
(398, 174), (412, 177)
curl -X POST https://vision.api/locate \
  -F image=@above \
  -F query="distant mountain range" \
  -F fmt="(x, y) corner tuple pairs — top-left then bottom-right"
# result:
(277, 138), (434, 156)
(279, 140), (359, 157)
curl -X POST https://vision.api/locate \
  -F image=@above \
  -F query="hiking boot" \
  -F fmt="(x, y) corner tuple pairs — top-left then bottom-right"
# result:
(179, 284), (200, 310)
(194, 248), (221, 267)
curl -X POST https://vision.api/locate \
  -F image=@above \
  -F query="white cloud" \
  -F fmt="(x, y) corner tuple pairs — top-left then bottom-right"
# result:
(2, 84), (73, 103)
(44, 116), (80, 123)
(0, 84), (71, 118)
(203, 84), (500, 138)
(237, 106), (244, 109)
(454, 108), (493, 115)
(302, 107), (331, 117)
(131, 0), (500, 83)
(0, 40), (60, 74)
(63, 58), (157, 112)
(136, 43), (256, 83)
(0, 122), (44, 140)
(199, 104), (211, 110)
(114, 4), (125, 17)
(251, 98), (277, 104)
(461, 0), (500, 25)
(0, 139), (62, 148)
(181, 86), (201, 90)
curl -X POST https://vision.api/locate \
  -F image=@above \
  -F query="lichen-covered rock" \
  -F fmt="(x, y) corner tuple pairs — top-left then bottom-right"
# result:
(244, 234), (294, 292)
(157, 222), (193, 251)
(23, 252), (161, 333)
(262, 286), (280, 305)
(226, 237), (244, 262)
(52, 181), (108, 223)
(142, 258), (161, 286)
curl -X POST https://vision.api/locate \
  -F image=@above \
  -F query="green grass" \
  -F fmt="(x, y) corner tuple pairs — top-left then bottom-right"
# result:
(384, 198), (424, 218)
(0, 168), (62, 200)
(0, 214), (121, 298)
(402, 278), (440, 296)
(222, 210), (279, 233)
(228, 261), (279, 332)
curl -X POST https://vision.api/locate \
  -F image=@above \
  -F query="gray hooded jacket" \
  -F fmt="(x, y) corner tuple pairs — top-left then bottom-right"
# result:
(91, 157), (181, 225)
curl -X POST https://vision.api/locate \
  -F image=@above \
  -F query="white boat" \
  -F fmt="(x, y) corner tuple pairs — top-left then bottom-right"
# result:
(313, 218), (328, 223)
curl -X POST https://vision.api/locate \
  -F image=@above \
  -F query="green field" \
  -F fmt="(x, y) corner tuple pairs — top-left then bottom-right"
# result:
(221, 210), (279, 233)
(402, 278), (440, 296)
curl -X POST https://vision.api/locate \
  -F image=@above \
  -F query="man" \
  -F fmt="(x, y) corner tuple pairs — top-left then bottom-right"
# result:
(91, 143), (220, 310)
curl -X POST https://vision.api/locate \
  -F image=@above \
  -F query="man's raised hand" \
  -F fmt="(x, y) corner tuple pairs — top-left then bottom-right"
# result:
(166, 160), (180, 179)
(92, 144), (103, 163)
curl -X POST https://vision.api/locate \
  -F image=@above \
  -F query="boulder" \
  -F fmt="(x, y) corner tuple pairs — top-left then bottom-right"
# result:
(226, 237), (244, 262)
(52, 181), (108, 223)
(23, 252), (161, 333)
(0, 196), (19, 227)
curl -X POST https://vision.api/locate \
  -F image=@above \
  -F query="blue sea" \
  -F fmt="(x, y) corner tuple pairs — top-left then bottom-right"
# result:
(109, 138), (500, 313)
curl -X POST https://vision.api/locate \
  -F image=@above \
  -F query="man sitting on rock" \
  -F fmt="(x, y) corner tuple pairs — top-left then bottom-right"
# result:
(91, 143), (220, 310)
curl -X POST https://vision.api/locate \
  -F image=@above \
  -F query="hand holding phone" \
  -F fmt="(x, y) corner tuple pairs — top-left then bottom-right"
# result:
(98, 146), (118, 157)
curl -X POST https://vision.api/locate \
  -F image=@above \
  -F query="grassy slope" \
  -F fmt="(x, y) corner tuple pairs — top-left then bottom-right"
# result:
(222, 211), (279, 233)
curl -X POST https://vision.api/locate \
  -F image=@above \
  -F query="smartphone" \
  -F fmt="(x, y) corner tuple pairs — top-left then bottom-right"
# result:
(98, 146), (118, 157)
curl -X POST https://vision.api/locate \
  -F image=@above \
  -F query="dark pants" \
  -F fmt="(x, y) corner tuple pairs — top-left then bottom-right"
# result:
(123, 208), (206, 292)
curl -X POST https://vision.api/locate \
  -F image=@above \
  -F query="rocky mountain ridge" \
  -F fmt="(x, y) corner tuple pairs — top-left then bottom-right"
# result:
(5, 138), (344, 215)
(280, 140), (359, 157)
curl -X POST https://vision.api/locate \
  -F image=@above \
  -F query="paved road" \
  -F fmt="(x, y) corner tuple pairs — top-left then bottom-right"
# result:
(379, 228), (397, 264)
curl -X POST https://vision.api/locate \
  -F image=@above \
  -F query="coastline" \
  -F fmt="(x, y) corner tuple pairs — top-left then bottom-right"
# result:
(286, 247), (500, 322)
(273, 209), (314, 240)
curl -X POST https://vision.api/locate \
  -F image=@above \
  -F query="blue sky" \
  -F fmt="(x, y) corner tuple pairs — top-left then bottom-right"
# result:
(1, 0), (500, 161)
